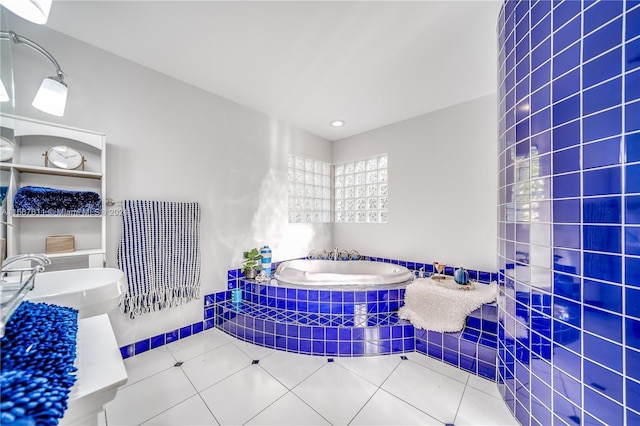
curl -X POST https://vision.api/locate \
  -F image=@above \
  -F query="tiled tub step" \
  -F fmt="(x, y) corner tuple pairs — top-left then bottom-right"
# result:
(216, 300), (415, 356)
(212, 276), (500, 379)
(215, 299), (499, 376)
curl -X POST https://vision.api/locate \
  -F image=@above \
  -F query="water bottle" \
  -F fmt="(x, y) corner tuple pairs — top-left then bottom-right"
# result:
(231, 288), (242, 303)
(260, 245), (272, 277)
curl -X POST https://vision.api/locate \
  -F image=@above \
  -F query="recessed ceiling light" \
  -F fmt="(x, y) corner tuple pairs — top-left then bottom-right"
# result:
(330, 119), (345, 127)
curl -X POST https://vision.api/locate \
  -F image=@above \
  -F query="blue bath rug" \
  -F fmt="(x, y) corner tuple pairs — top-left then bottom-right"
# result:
(0, 301), (79, 425)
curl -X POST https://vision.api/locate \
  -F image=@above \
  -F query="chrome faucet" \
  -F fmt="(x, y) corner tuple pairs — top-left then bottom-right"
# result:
(2, 253), (51, 274)
(1, 253), (51, 286)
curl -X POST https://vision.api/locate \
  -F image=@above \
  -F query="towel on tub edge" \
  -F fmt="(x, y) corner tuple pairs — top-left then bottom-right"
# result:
(398, 278), (497, 332)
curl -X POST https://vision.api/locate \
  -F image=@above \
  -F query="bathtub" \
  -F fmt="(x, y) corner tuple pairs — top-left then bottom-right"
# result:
(274, 259), (415, 287)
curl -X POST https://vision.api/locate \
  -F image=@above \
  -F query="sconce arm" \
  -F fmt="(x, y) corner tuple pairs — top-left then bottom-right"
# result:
(0, 30), (65, 81)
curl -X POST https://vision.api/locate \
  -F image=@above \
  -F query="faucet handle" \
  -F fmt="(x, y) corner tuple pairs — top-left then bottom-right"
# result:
(418, 266), (425, 278)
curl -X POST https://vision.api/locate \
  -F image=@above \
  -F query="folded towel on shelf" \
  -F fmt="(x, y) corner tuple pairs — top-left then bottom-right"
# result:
(13, 186), (102, 215)
(117, 200), (201, 319)
(398, 278), (497, 332)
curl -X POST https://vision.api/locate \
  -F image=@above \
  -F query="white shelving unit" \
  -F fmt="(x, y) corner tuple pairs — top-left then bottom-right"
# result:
(1, 114), (106, 269)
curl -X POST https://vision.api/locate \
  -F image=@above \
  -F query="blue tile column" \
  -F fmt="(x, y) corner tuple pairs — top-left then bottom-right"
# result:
(497, 1), (640, 425)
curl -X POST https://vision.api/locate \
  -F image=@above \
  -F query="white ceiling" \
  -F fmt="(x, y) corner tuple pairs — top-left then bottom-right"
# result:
(46, 1), (502, 141)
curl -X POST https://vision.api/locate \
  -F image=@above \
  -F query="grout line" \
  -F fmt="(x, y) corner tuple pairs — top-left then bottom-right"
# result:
(345, 388), (380, 426)
(404, 356), (470, 386)
(242, 390), (333, 426)
(465, 375), (505, 401)
(196, 392), (222, 426)
(452, 381), (471, 425)
(121, 332), (513, 426)
(239, 391), (289, 426)
(249, 360), (335, 426)
(178, 342), (252, 394)
(119, 352), (177, 390)
(136, 391), (200, 426)
(331, 356), (401, 388)
(167, 340), (233, 365)
(345, 359), (444, 426)
(257, 352), (327, 392)
(188, 357), (254, 395)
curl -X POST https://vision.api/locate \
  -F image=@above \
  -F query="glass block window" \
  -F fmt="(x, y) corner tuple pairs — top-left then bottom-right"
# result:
(288, 154), (331, 223)
(334, 154), (388, 223)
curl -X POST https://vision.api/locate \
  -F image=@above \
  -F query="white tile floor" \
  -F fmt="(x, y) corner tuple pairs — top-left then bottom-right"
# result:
(104, 328), (518, 426)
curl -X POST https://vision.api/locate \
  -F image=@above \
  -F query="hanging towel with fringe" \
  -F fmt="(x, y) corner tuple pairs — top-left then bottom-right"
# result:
(117, 200), (201, 319)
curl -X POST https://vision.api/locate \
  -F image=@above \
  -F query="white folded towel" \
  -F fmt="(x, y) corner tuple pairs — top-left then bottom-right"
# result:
(398, 278), (497, 332)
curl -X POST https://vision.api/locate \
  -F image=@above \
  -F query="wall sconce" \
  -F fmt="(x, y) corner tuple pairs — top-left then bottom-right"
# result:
(0, 0), (52, 24)
(0, 30), (67, 116)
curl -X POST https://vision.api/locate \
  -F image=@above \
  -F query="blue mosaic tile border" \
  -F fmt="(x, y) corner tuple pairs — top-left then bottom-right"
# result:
(226, 257), (498, 291)
(118, 291), (227, 359)
(365, 256), (499, 284)
(119, 317), (217, 359)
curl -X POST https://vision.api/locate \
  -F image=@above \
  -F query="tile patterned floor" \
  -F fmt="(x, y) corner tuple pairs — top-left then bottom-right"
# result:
(103, 328), (518, 426)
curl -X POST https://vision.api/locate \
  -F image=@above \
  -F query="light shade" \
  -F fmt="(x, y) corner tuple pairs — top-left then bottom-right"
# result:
(0, 78), (9, 102)
(32, 77), (67, 116)
(330, 119), (345, 127)
(0, 0), (52, 24)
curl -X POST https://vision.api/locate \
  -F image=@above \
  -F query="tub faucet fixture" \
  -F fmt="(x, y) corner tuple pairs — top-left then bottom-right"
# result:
(2, 253), (51, 274)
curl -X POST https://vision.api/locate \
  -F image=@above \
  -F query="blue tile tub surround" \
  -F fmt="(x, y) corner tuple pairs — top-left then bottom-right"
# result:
(215, 286), (498, 379)
(498, 1), (640, 425)
(120, 258), (499, 382)
(215, 259), (500, 380)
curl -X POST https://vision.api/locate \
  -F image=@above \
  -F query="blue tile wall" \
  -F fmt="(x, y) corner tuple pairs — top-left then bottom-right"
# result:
(498, 1), (640, 424)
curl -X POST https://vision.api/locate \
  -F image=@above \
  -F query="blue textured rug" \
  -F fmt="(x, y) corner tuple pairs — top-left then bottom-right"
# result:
(1, 301), (78, 425)
(13, 186), (102, 215)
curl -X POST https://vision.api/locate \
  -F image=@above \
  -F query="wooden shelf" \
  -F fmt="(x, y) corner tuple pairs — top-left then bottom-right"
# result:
(45, 249), (106, 259)
(0, 162), (102, 179)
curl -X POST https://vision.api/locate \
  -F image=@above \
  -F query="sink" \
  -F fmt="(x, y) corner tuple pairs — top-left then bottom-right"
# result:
(25, 268), (125, 318)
